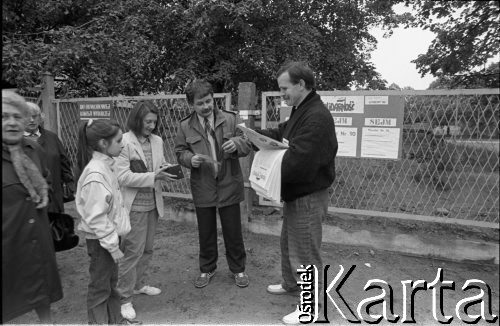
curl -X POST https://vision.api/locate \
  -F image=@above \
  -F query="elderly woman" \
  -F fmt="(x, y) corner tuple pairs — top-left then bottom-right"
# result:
(2, 90), (63, 323)
(24, 102), (74, 213)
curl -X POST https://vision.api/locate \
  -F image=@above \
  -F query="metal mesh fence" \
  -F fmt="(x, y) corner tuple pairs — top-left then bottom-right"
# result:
(17, 89), (42, 107)
(262, 90), (499, 224)
(56, 94), (231, 197)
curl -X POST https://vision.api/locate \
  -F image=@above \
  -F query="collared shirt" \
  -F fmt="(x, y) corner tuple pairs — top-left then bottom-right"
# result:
(23, 129), (41, 141)
(131, 135), (155, 211)
(197, 113), (219, 175)
(289, 90), (313, 119)
(137, 136), (153, 170)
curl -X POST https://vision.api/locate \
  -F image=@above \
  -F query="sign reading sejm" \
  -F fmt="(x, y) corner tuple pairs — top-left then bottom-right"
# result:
(279, 92), (404, 159)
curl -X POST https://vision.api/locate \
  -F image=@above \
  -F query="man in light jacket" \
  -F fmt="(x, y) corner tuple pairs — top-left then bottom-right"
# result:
(174, 79), (252, 288)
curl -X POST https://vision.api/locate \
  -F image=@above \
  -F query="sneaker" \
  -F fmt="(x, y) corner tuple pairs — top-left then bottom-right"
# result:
(267, 284), (298, 295)
(282, 306), (301, 325)
(121, 302), (136, 320)
(122, 318), (143, 325)
(194, 271), (216, 288)
(234, 272), (249, 288)
(133, 285), (161, 296)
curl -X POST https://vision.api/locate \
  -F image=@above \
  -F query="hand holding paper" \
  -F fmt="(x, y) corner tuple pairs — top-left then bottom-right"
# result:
(222, 139), (237, 153)
(237, 123), (287, 204)
(191, 154), (204, 168)
(236, 123), (288, 150)
(194, 153), (222, 166)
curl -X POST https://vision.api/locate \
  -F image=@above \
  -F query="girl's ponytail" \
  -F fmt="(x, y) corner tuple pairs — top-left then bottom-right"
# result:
(76, 120), (92, 180)
(75, 119), (121, 181)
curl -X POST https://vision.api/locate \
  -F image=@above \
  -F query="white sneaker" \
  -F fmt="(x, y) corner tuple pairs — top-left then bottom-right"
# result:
(282, 306), (301, 325)
(133, 285), (161, 296)
(267, 284), (299, 295)
(121, 302), (136, 320)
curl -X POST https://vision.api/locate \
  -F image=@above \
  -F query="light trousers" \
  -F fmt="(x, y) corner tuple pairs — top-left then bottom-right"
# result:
(117, 209), (158, 304)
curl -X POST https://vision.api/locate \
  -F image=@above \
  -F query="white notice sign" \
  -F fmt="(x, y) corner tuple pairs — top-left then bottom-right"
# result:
(365, 96), (389, 105)
(361, 127), (400, 159)
(365, 118), (397, 127)
(333, 116), (353, 126)
(321, 96), (364, 114)
(335, 127), (358, 157)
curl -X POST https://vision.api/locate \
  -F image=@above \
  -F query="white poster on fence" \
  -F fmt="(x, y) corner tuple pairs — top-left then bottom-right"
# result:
(361, 127), (401, 159)
(335, 127), (358, 157)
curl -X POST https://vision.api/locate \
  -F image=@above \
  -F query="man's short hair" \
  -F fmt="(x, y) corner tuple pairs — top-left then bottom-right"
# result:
(185, 79), (214, 105)
(126, 100), (159, 135)
(276, 61), (315, 90)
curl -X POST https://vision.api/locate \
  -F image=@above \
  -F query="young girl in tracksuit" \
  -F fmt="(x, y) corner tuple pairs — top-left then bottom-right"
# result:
(75, 119), (134, 324)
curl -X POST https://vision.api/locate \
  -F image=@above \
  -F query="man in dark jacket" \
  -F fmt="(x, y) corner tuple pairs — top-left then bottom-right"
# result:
(174, 80), (252, 289)
(25, 102), (74, 213)
(258, 62), (338, 324)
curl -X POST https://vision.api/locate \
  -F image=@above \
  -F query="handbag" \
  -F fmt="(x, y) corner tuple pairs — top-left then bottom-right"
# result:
(62, 182), (75, 203)
(48, 212), (80, 252)
(130, 159), (148, 173)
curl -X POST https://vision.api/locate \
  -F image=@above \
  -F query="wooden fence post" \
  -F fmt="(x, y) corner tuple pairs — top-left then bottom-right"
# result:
(237, 82), (257, 231)
(41, 72), (57, 134)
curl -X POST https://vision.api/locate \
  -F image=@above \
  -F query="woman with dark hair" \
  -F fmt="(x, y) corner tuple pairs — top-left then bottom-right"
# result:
(75, 118), (133, 324)
(2, 90), (63, 323)
(114, 100), (177, 320)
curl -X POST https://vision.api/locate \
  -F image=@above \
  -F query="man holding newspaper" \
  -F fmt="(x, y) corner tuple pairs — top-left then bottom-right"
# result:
(251, 61), (338, 324)
(174, 80), (252, 289)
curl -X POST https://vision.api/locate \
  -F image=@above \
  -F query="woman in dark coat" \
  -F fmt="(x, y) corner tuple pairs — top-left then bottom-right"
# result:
(2, 90), (63, 323)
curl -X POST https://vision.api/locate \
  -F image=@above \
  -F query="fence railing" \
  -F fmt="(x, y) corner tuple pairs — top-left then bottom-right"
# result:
(262, 89), (499, 227)
(54, 89), (498, 228)
(17, 88), (42, 106)
(54, 93), (231, 198)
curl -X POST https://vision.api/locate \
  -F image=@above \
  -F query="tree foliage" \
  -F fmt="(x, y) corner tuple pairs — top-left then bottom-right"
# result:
(406, 0), (500, 87)
(428, 62), (500, 89)
(3, 0), (405, 97)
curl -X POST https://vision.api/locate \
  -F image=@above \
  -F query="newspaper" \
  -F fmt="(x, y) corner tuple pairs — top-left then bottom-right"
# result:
(237, 123), (288, 150)
(238, 123), (287, 204)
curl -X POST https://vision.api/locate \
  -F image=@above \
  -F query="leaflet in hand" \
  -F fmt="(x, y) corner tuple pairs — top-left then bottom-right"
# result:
(249, 148), (287, 204)
(237, 123), (288, 150)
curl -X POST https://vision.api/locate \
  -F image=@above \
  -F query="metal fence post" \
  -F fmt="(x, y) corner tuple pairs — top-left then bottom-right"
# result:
(41, 72), (57, 135)
(225, 93), (232, 111)
(237, 82), (257, 230)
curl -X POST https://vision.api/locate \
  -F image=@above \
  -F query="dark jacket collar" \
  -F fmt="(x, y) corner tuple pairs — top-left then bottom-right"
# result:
(290, 89), (317, 119)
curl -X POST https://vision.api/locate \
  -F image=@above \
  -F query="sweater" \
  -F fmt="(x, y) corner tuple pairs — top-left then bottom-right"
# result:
(258, 90), (338, 201)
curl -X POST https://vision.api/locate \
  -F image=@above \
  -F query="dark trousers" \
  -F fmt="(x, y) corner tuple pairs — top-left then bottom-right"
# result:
(86, 239), (123, 325)
(195, 203), (246, 274)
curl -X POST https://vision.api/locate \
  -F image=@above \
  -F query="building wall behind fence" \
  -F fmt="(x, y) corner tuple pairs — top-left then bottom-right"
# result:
(55, 94), (231, 198)
(262, 89), (499, 225)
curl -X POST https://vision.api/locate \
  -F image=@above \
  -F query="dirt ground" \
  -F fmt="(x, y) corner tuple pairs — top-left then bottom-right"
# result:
(9, 202), (499, 325)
